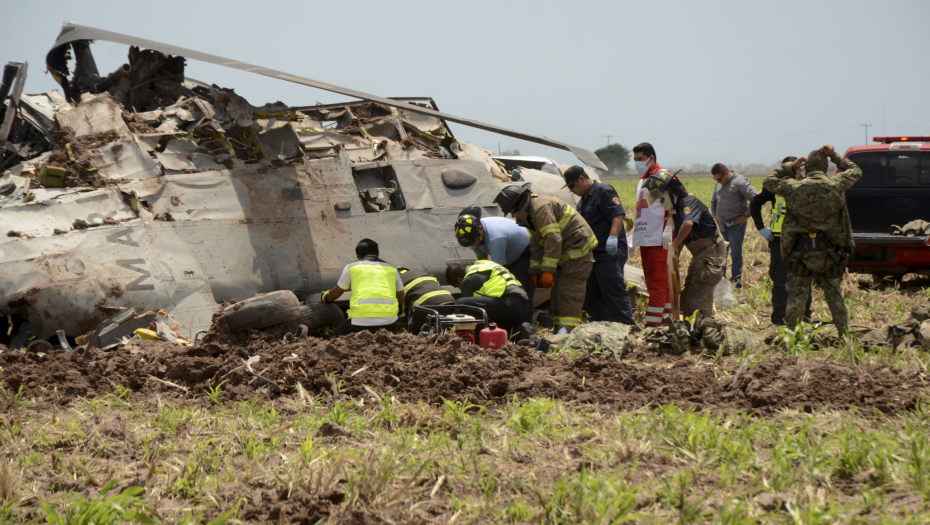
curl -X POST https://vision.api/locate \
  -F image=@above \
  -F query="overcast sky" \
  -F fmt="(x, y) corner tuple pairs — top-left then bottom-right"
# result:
(3, 0), (929, 169)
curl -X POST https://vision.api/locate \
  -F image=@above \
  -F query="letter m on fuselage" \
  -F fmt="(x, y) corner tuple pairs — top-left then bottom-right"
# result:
(115, 259), (155, 291)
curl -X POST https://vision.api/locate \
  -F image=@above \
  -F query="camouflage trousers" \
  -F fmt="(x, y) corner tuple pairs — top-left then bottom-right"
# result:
(785, 251), (847, 334)
(680, 233), (727, 319)
(550, 258), (593, 331)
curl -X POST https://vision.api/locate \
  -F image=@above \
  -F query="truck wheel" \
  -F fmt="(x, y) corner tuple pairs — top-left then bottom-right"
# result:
(223, 291), (301, 332)
(281, 303), (345, 335)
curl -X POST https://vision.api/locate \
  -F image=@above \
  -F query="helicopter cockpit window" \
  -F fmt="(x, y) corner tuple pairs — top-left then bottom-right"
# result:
(352, 165), (406, 212)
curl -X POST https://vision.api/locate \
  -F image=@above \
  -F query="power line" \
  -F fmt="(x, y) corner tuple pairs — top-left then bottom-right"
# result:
(603, 135), (613, 146)
(861, 124), (872, 145)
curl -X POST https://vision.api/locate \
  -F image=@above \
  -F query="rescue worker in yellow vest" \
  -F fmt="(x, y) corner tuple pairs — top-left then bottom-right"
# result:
(446, 260), (530, 341)
(321, 239), (404, 339)
(493, 183), (597, 334)
(398, 267), (455, 334)
(749, 156), (812, 325)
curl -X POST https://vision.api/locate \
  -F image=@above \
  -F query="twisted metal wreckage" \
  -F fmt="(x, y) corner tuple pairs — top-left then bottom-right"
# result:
(0, 23), (627, 350)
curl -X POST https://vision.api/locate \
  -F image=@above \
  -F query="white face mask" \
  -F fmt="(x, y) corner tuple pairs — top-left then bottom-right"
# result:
(634, 160), (649, 175)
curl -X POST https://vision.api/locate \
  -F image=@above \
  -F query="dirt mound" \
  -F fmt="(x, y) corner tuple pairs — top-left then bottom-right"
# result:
(1, 331), (926, 416)
(202, 483), (343, 525)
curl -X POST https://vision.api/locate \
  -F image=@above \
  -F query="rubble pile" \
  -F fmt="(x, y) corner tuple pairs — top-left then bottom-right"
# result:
(2, 47), (507, 196)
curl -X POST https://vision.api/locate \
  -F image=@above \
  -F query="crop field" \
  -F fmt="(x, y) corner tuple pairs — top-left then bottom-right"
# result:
(1, 175), (930, 524)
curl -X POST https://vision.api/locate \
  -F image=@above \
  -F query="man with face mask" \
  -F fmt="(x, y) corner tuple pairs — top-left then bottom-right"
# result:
(762, 145), (862, 336)
(632, 142), (677, 326)
(644, 172), (726, 318)
(493, 183), (598, 334)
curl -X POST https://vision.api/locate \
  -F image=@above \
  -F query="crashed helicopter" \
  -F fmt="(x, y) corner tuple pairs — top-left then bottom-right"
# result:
(0, 23), (612, 346)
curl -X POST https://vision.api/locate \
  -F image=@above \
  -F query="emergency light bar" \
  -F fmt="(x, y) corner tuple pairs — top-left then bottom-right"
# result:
(872, 136), (930, 144)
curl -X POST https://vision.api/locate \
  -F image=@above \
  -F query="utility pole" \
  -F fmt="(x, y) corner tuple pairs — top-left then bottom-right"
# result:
(603, 135), (613, 147)
(861, 124), (872, 145)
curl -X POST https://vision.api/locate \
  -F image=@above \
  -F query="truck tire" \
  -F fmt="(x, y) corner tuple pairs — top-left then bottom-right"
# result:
(223, 291), (301, 332)
(281, 303), (345, 335)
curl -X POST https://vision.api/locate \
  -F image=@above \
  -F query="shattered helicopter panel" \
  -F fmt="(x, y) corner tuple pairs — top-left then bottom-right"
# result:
(1, 26), (600, 343)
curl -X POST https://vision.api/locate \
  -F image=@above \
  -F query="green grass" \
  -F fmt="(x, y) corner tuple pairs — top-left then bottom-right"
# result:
(2, 386), (930, 523)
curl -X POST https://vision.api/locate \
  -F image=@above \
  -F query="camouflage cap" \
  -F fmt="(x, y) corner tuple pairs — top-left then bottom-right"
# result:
(806, 149), (828, 174)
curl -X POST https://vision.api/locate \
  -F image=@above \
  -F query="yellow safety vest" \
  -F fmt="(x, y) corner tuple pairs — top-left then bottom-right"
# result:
(347, 260), (398, 318)
(771, 195), (786, 235)
(402, 275), (454, 307)
(464, 260), (522, 298)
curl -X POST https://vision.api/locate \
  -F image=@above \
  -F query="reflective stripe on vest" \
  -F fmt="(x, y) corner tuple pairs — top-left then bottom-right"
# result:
(538, 205), (575, 239)
(771, 195), (786, 235)
(413, 289), (454, 307)
(404, 276), (437, 294)
(464, 260), (522, 298)
(347, 260), (398, 318)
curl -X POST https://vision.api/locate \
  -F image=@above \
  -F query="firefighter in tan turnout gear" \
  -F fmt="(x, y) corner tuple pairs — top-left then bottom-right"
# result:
(493, 183), (597, 334)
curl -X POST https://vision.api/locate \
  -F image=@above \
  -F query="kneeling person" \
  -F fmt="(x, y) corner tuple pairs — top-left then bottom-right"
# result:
(399, 267), (455, 333)
(446, 261), (529, 342)
(645, 173), (726, 318)
(322, 239), (404, 339)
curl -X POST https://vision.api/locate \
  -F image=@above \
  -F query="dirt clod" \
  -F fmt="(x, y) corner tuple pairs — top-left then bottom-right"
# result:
(316, 422), (350, 438)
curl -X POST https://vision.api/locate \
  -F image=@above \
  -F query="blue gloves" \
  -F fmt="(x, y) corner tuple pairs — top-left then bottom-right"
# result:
(606, 235), (619, 256)
(759, 227), (774, 242)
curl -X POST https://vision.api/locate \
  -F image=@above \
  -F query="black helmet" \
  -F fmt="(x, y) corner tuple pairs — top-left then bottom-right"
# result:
(454, 214), (481, 247)
(644, 171), (687, 204)
(493, 183), (532, 215)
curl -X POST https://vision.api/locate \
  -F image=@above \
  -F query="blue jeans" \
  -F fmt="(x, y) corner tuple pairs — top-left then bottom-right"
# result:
(722, 221), (747, 287)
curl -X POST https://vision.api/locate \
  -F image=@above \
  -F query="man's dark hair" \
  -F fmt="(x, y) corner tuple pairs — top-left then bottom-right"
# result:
(632, 142), (656, 161)
(781, 156), (798, 164)
(356, 238), (379, 258)
(711, 163), (729, 176)
(446, 263), (467, 286)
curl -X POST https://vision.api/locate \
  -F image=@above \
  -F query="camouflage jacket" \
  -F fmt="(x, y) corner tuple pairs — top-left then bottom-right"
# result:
(762, 156), (862, 260)
(524, 195), (597, 273)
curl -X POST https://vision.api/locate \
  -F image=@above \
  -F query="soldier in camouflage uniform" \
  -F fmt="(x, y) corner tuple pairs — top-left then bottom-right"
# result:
(762, 145), (862, 335)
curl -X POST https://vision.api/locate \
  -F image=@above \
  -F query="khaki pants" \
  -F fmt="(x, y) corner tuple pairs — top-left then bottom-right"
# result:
(550, 258), (593, 331)
(680, 233), (726, 319)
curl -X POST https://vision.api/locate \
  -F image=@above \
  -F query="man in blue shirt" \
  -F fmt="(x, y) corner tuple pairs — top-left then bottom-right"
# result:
(455, 212), (533, 328)
(563, 166), (635, 325)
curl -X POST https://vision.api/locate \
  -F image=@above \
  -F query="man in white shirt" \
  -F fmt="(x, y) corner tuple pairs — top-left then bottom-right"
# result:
(321, 239), (404, 339)
(631, 142), (675, 326)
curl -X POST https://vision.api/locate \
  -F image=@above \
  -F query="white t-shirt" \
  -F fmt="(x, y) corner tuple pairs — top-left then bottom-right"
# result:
(631, 177), (669, 247)
(337, 263), (404, 326)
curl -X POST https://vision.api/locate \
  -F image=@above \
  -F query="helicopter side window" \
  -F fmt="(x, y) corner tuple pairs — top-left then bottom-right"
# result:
(352, 165), (406, 212)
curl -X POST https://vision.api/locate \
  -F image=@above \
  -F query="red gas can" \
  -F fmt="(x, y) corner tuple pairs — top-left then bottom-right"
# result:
(480, 323), (508, 349)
